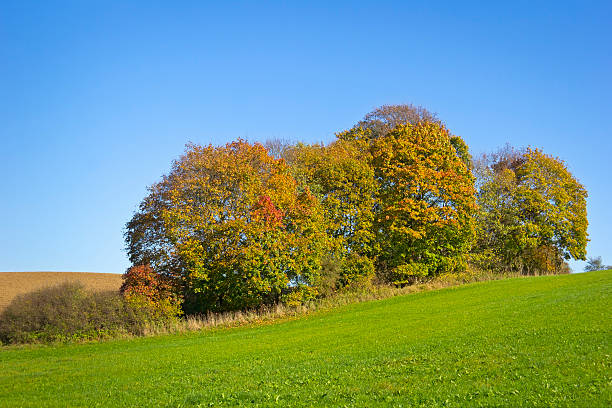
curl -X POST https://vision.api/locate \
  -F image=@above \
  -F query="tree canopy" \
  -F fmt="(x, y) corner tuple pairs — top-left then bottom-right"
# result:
(284, 139), (377, 287)
(123, 105), (590, 315)
(356, 104), (440, 139)
(126, 141), (326, 313)
(368, 122), (476, 284)
(473, 146), (588, 274)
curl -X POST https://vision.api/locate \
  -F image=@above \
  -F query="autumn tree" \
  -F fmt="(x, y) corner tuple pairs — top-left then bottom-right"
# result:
(284, 139), (377, 287)
(356, 104), (440, 138)
(264, 138), (294, 160)
(340, 121), (476, 285)
(125, 141), (327, 313)
(347, 105), (472, 170)
(473, 146), (588, 274)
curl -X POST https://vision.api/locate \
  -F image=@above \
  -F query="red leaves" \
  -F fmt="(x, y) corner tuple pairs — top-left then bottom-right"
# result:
(252, 195), (284, 227)
(121, 265), (180, 311)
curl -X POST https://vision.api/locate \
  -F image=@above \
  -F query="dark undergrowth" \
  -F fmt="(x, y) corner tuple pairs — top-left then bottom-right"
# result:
(0, 282), (164, 345)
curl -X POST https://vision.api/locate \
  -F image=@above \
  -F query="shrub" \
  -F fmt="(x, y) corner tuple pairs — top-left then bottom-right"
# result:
(121, 265), (183, 319)
(281, 286), (319, 307)
(388, 263), (429, 286)
(0, 282), (155, 345)
(314, 254), (375, 297)
(315, 256), (343, 298)
(338, 254), (375, 288)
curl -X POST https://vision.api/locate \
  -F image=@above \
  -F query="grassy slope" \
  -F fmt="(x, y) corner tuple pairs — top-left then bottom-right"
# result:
(1, 271), (610, 407)
(0, 272), (123, 311)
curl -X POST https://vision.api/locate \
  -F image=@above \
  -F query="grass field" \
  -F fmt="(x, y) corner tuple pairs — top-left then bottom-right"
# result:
(0, 272), (123, 311)
(1, 271), (610, 407)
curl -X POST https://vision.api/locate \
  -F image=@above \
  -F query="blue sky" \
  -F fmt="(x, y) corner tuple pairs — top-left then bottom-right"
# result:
(1, 1), (610, 273)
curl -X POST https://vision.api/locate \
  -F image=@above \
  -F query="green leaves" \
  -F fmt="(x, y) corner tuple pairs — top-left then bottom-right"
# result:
(368, 122), (476, 281)
(473, 147), (588, 275)
(293, 121), (477, 286)
(286, 140), (377, 288)
(125, 141), (327, 313)
(124, 108), (590, 313)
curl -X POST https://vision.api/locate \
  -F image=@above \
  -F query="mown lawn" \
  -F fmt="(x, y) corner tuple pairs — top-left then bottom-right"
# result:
(1, 271), (610, 407)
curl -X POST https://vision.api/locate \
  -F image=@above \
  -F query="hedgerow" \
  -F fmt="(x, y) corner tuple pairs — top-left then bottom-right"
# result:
(0, 283), (161, 344)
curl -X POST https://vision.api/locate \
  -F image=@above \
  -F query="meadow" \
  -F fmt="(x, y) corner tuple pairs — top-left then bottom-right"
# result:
(0, 272), (123, 311)
(0, 270), (609, 407)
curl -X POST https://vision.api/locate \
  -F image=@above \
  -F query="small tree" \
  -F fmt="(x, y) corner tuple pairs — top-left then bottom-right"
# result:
(584, 257), (609, 272)
(121, 265), (182, 318)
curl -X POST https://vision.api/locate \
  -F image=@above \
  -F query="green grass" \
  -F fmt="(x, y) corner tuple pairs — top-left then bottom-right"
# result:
(1, 271), (610, 407)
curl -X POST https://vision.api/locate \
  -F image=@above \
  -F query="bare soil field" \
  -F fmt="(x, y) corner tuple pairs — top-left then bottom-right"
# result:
(0, 272), (123, 311)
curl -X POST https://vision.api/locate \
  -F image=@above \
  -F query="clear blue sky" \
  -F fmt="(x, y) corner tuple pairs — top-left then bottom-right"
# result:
(1, 1), (610, 273)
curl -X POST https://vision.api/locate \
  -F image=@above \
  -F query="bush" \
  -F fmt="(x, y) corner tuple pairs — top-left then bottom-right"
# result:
(121, 265), (183, 319)
(315, 256), (342, 298)
(314, 255), (375, 297)
(281, 285), (319, 307)
(0, 282), (157, 345)
(338, 254), (375, 288)
(388, 263), (429, 286)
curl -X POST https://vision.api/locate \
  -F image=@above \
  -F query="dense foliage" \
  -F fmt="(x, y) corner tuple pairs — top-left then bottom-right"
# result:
(285, 140), (376, 288)
(121, 265), (183, 318)
(473, 146), (588, 274)
(0, 283), (155, 344)
(335, 120), (476, 284)
(126, 141), (326, 313)
(123, 104), (589, 315)
(369, 122), (476, 283)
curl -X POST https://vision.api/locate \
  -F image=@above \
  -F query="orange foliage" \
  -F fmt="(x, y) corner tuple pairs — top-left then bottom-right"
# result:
(368, 122), (476, 282)
(126, 141), (327, 313)
(252, 195), (284, 227)
(121, 265), (182, 317)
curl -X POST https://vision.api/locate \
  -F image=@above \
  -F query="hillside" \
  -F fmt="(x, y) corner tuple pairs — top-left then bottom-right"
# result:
(0, 271), (610, 407)
(0, 272), (123, 311)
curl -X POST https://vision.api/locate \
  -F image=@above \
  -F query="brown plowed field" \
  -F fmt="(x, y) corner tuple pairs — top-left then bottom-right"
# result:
(0, 272), (123, 311)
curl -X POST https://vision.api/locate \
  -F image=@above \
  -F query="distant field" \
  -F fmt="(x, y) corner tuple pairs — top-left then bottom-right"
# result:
(0, 272), (123, 311)
(0, 271), (609, 407)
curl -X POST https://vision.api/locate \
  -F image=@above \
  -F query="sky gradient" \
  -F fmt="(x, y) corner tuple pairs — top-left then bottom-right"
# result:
(1, 1), (610, 273)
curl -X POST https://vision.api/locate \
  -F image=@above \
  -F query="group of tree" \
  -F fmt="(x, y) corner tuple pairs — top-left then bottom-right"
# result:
(122, 104), (589, 316)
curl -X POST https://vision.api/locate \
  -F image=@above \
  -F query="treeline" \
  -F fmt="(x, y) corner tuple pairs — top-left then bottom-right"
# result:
(123, 105), (588, 316)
